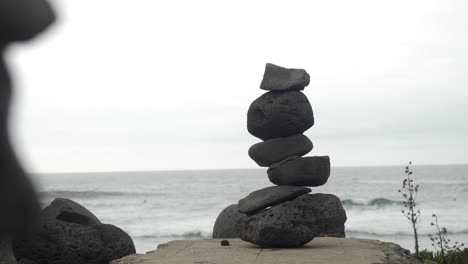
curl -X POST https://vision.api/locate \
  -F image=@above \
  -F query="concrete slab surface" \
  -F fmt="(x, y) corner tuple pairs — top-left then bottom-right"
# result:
(110, 237), (423, 264)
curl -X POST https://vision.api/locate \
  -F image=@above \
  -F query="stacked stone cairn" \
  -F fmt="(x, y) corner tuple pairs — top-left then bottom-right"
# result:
(213, 63), (347, 248)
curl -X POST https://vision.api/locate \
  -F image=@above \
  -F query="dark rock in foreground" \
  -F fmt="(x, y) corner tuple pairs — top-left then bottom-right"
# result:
(13, 198), (135, 264)
(268, 156), (330, 187)
(212, 204), (247, 239)
(238, 186), (311, 214)
(247, 91), (314, 141)
(248, 134), (313, 167)
(239, 193), (346, 247)
(40, 198), (101, 225)
(260, 63), (310, 91)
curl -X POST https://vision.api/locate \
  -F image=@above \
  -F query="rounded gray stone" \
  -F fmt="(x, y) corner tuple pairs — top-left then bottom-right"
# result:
(247, 91), (314, 141)
(248, 134), (313, 167)
(238, 186), (311, 214)
(239, 193), (347, 248)
(268, 156), (330, 187)
(260, 63), (310, 91)
(212, 204), (247, 239)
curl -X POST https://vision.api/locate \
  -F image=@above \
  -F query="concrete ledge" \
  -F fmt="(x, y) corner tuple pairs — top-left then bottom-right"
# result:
(110, 238), (423, 264)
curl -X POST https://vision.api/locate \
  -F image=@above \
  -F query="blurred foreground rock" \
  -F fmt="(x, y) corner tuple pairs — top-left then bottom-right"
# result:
(0, 0), (56, 241)
(110, 238), (425, 264)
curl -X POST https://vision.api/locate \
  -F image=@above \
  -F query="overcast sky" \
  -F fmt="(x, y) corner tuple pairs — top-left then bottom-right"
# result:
(5, 0), (468, 173)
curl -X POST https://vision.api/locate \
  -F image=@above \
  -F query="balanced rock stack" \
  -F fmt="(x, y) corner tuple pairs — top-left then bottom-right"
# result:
(213, 63), (347, 248)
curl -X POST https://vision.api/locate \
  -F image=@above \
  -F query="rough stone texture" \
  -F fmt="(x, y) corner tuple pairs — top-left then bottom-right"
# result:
(0, 240), (15, 264)
(248, 134), (313, 167)
(260, 63), (310, 91)
(237, 186), (311, 214)
(239, 193), (346, 247)
(0, 0), (56, 44)
(17, 260), (36, 264)
(12, 199), (136, 264)
(0, 0), (55, 240)
(247, 91), (314, 141)
(268, 156), (330, 187)
(110, 238), (424, 264)
(40, 198), (100, 225)
(212, 204), (247, 238)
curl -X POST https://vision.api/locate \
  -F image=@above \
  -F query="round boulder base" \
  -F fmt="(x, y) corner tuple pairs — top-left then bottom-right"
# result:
(13, 221), (135, 264)
(238, 185), (311, 214)
(268, 156), (330, 187)
(12, 198), (135, 264)
(248, 134), (313, 167)
(260, 63), (310, 91)
(212, 204), (247, 239)
(239, 193), (346, 248)
(247, 91), (314, 141)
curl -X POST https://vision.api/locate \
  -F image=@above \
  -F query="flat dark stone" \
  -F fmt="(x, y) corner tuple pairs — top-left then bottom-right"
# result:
(239, 193), (347, 248)
(249, 134), (313, 167)
(247, 91), (314, 141)
(260, 63), (310, 91)
(212, 204), (247, 239)
(238, 186), (311, 214)
(268, 156), (330, 187)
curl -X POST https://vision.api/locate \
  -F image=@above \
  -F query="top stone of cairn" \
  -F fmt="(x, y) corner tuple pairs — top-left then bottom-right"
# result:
(260, 63), (310, 91)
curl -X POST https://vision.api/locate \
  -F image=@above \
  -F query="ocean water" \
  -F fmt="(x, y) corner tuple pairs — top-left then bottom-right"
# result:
(33, 165), (468, 254)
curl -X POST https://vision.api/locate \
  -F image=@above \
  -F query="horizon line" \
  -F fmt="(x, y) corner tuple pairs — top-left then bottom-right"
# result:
(29, 162), (468, 175)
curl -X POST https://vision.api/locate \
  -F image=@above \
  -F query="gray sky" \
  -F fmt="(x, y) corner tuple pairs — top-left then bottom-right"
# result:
(6, 0), (468, 173)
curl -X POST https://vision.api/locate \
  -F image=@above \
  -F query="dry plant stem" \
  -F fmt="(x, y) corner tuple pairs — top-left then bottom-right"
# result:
(399, 161), (420, 257)
(407, 169), (419, 256)
(434, 217), (447, 264)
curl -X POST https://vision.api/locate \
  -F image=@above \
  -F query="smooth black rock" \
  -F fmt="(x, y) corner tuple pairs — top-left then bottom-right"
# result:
(13, 199), (136, 264)
(238, 186), (311, 214)
(260, 63), (310, 91)
(220, 240), (230, 246)
(40, 198), (100, 225)
(247, 91), (314, 141)
(212, 204), (247, 239)
(239, 193), (347, 248)
(0, 0), (56, 44)
(268, 156), (330, 187)
(249, 134), (313, 167)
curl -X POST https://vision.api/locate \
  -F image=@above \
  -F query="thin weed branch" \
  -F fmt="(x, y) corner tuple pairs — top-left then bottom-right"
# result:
(398, 161), (421, 257)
